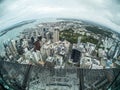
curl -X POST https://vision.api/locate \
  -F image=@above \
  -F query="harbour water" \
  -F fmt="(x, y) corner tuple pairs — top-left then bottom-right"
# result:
(0, 18), (58, 53)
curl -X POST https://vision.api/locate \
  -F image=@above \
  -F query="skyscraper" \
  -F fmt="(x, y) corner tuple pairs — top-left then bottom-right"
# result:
(53, 29), (59, 43)
(71, 49), (81, 63)
(77, 37), (81, 44)
(34, 40), (41, 51)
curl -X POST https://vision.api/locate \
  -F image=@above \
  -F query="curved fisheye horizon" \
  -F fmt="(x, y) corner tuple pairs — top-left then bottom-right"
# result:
(0, 17), (120, 39)
(0, 17), (118, 33)
(0, 18), (120, 90)
(0, 18), (120, 69)
(0, 0), (120, 90)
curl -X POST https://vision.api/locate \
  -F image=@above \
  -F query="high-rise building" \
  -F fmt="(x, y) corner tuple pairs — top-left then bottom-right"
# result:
(7, 40), (17, 57)
(71, 49), (81, 63)
(22, 39), (28, 48)
(53, 29), (59, 43)
(34, 40), (41, 51)
(77, 37), (81, 44)
(46, 32), (50, 41)
(107, 44), (116, 59)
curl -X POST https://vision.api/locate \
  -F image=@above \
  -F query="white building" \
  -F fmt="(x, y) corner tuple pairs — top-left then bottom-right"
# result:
(53, 29), (59, 42)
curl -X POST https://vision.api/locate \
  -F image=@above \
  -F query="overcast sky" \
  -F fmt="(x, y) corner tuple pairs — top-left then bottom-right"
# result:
(0, 0), (120, 32)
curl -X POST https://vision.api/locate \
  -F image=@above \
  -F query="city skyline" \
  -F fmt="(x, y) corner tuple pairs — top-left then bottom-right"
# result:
(1, 19), (120, 69)
(0, 1), (120, 90)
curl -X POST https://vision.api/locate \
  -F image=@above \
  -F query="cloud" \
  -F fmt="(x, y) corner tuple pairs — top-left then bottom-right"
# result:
(0, 0), (120, 32)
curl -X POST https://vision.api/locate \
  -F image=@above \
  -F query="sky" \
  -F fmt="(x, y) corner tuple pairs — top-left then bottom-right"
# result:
(0, 0), (120, 32)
